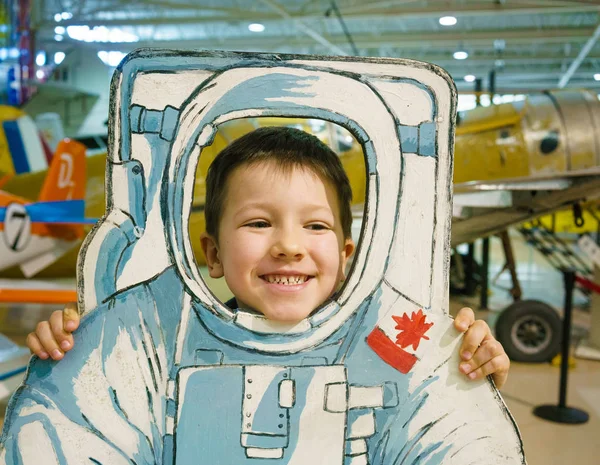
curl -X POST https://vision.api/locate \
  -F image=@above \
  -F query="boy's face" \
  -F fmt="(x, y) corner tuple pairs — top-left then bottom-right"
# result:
(201, 161), (355, 323)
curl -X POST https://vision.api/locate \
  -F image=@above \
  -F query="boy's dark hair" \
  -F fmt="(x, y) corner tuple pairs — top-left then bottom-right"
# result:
(205, 125), (353, 240)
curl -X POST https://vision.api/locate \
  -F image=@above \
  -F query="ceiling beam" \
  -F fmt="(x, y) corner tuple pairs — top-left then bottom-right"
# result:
(259, 0), (348, 56)
(45, 2), (600, 27)
(558, 24), (600, 87)
(39, 26), (600, 48)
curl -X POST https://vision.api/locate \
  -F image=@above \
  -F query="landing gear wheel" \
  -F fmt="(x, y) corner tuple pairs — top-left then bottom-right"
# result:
(495, 300), (562, 363)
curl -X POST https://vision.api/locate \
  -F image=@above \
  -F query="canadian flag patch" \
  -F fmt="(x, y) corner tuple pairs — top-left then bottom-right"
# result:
(367, 309), (445, 374)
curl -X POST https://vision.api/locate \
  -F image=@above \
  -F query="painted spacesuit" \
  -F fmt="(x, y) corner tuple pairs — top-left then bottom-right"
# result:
(0, 51), (526, 465)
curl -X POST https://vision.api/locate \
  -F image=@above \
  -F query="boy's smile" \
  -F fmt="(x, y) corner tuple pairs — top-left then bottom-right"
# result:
(201, 160), (355, 323)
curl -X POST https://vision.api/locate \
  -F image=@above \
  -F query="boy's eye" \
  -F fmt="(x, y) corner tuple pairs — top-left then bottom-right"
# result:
(245, 221), (271, 228)
(306, 223), (330, 231)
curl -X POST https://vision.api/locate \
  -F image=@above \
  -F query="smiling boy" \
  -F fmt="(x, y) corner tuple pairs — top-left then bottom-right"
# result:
(28, 126), (509, 388)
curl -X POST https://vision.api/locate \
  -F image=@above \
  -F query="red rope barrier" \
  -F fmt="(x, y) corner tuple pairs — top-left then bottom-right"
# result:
(575, 275), (600, 295)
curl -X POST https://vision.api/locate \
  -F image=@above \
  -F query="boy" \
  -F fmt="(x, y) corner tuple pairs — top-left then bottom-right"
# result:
(28, 126), (509, 387)
(11, 127), (513, 464)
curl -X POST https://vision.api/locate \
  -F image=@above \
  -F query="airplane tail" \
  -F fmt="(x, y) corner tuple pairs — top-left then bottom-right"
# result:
(38, 139), (87, 202)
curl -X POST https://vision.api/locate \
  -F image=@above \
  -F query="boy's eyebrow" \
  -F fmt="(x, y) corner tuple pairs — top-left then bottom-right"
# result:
(232, 202), (336, 218)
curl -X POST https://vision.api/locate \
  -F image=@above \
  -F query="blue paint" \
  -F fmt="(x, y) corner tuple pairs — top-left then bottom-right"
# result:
(399, 125), (418, 153)
(419, 122), (437, 157)
(23, 200), (97, 224)
(2, 121), (29, 174)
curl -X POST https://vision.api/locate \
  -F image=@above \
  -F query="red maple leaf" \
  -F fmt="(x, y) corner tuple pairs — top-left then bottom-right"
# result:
(392, 309), (434, 351)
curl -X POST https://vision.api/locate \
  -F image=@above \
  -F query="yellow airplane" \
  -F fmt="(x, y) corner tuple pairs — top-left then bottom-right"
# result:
(2, 90), (600, 277)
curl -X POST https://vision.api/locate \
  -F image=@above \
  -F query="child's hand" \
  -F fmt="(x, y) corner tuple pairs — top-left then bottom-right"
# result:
(453, 307), (510, 389)
(26, 303), (80, 361)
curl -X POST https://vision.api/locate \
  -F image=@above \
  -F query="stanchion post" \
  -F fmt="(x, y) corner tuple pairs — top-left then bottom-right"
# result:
(532, 269), (589, 424)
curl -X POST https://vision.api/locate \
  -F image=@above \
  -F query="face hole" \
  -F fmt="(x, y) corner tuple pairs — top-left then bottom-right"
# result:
(188, 117), (367, 319)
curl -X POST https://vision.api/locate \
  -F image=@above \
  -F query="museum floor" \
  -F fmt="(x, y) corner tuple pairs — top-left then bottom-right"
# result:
(0, 232), (598, 464)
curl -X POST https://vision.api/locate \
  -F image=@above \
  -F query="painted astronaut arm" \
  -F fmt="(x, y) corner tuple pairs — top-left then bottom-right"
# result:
(1, 304), (166, 465)
(392, 340), (525, 464)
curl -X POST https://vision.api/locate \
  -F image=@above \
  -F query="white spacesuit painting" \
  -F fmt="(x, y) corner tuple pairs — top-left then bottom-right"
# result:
(0, 51), (526, 464)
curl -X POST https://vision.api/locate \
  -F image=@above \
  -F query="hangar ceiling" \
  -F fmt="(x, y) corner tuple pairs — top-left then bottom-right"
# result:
(34, 0), (600, 94)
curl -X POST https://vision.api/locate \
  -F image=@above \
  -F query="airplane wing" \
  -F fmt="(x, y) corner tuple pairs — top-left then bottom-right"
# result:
(451, 168), (600, 246)
(25, 200), (98, 224)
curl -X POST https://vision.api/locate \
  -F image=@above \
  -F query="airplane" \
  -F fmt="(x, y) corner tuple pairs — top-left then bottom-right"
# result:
(0, 138), (96, 290)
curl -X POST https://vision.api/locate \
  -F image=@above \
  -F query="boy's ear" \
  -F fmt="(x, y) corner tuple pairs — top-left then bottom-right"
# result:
(340, 238), (356, 280)
(200, 232), (224, 278)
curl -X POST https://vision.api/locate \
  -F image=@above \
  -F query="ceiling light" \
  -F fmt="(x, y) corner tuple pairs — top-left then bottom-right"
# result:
(35, 51), (46, 66)
(61, 12), (72, 20)
(464, 74), (476, 82)
(55, 34), (64, 41)
(453, 50), (468, 60)
(54, 13), (62, 22)
(439, 16), (457, 26)
(36, 70), (45, 80)
(55, 26), (65, 35)
(594, 73), (600, 81)
(248, 23), (265, 32)
(97, 51), (126, 67)
(54, 51), (66, 65)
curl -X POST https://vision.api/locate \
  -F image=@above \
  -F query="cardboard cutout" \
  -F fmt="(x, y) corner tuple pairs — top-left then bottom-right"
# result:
(0, 50), (526, 465)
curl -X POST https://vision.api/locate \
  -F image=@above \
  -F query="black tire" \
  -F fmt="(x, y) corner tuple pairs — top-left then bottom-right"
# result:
(495, 300), (562, 363)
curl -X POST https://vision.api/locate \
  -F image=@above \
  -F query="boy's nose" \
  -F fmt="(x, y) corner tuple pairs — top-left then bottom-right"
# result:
(271, 231), (305, 260)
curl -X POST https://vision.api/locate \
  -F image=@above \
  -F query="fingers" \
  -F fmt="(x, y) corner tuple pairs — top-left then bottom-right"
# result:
(25, 332), (49, 360)
(459, 319), (491, 361)
(30, 320), (64, 360)
(49, 310), (73, 353)
(63, 302), (80, 332)
(453, 307), (475, 332)
(459, 337), (511, 389)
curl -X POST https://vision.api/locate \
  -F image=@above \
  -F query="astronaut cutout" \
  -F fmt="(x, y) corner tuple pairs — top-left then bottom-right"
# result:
(0, 51), (526, 465)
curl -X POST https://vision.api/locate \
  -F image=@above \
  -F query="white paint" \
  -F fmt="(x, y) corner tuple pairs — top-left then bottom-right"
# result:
(174, 292), (192, 365)
(246, 447), (283, 459)
(234, 312), (311, 334)
(131, 70), (214, 110)
(287, 366), (347, 465)
(348, 385), (384, 409)
(369, 80), (433, 126)
(347, 411), (375, 439)
(346, 439), (367, 455)
(18, 422), (60, 465)
(279, 379), (295, 408)
(324, 383), (348, 413)
(386, 154), (436, 309)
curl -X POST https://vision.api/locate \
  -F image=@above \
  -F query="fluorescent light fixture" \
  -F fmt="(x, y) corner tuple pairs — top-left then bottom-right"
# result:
(453, 50), (468, 60)
(35, 51), (46, 66)
(97, 51), (126, 67)
(36, 70), (45, 79)
(594, 73), (600, 81)
(54, 51), (66, 65)
(248, 23), (265, 32)
(439, 16), (457, 26)
(55, 26), (65, 35)
(67, 25), (139, 43)
(55, 34), (64, 41)
(464, 74), (476, 82)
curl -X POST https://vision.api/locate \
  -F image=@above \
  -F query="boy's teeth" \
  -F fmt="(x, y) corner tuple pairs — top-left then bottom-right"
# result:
(265, 275), (307, 285)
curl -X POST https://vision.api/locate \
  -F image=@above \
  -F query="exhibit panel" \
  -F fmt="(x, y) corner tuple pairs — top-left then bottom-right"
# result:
(0, 51), (525, 465)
